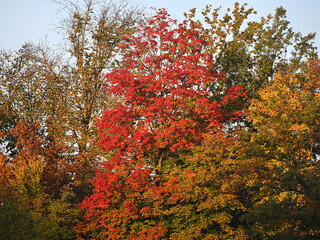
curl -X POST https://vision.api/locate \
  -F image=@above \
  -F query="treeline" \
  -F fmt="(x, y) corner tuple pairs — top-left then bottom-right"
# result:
(0, 1), (319, 239)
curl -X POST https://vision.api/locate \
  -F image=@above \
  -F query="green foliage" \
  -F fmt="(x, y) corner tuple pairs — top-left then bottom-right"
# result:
(30, 198), (81, 240)
(0, 195), (81, 240)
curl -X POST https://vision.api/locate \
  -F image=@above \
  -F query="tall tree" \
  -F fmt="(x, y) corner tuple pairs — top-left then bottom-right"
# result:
(55, 0), (141, 154)
(241, 59), (320, 239)
(78, 4), (319, 239)
(0, 0), (141, 201)
(77, 8), (247, 239)
(184, 3), (318, 99)
(0, 0), (142, 239)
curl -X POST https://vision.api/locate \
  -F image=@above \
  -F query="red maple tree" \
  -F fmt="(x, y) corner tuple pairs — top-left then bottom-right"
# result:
(77, 9), (246, 239)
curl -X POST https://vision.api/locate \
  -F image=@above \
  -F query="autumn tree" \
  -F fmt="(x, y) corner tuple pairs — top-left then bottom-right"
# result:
(77, 8), (247, 239)
(0, 1), (318, 239)
(54, 0), (141, 153)
(240, 59), (320, 239)
(184, 3), (317, 100)
(0, 0), (142, 201)
(53, 0), (142, 200)
(0, 120), (80, 240)
(0, 0), (142, 239)
(78, 3), (319, 239)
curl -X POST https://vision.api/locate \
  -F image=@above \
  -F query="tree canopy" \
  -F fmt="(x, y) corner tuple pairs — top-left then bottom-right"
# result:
(0, 1), (318, 239)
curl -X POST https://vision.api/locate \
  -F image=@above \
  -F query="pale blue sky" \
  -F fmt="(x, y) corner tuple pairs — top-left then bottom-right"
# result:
(0, 0), (319, 50)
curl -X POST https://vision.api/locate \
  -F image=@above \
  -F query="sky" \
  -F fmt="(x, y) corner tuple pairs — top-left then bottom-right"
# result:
(0, 0), (319, 51)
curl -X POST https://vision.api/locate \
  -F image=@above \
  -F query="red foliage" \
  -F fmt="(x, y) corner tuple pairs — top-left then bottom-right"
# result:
(77, 9), (247, 239)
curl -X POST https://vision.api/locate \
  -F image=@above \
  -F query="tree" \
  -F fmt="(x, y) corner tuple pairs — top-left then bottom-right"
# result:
(0, 120), (79, 240)
(148, 133), (248, 239)
(0, 1), (318, 238)
(56, 0), (142, 199)
(78, 3), (319, 239)
(0, 1), (142, 238)
(184, 3), (317, 100)
(0, 0), (142, 202)
(241, 59), (320, 239)
(78, 8), (247, 239)
(54, 0), (141, 153)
